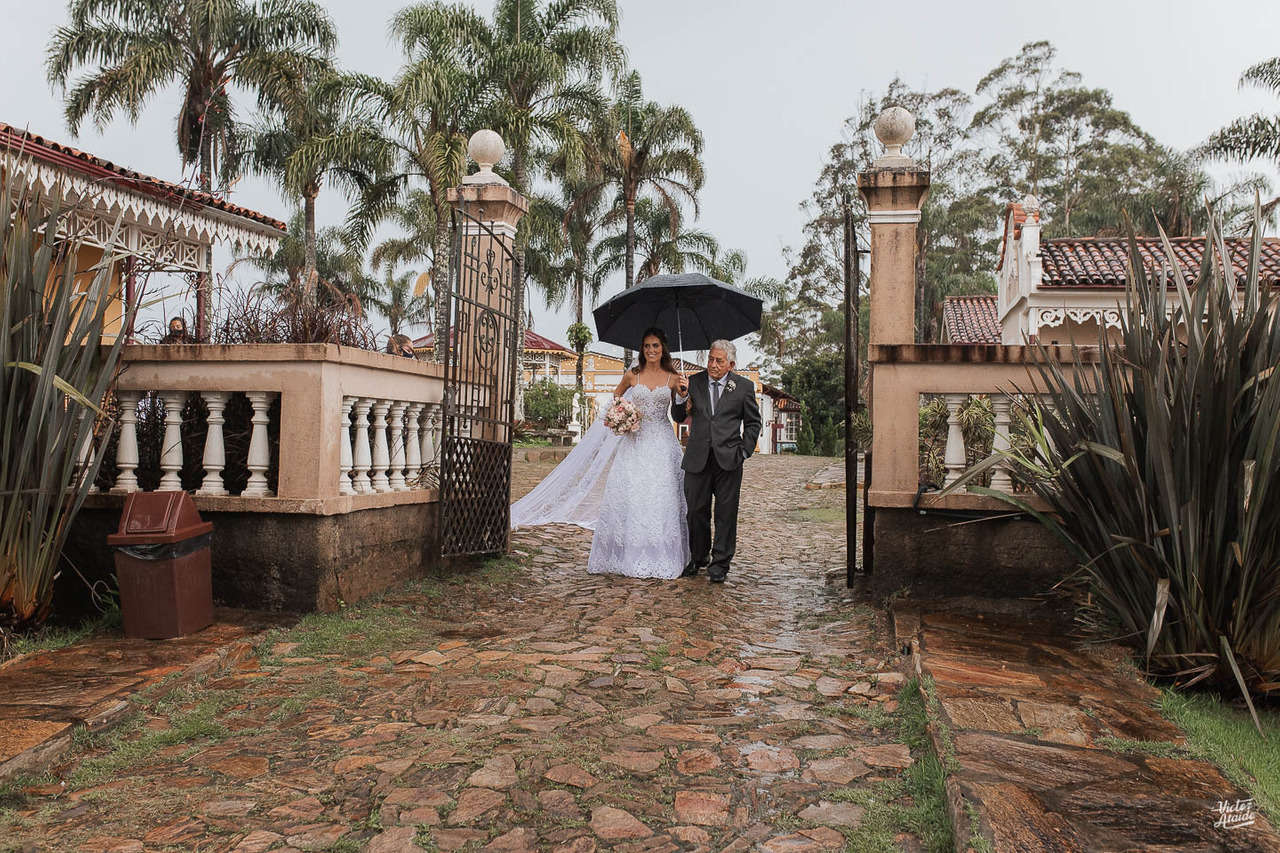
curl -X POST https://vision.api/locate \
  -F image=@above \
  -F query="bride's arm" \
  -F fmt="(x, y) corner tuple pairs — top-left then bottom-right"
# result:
(612, 371), (634, 398)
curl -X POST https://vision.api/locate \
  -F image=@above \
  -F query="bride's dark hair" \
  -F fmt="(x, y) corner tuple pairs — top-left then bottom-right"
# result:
(631, 326), (677, 376)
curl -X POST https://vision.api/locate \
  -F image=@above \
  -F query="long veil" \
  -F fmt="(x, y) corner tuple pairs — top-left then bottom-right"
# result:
(510, 388), (629, 530)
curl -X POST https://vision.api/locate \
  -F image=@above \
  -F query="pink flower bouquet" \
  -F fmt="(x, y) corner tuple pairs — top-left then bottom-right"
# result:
(604, 397), (641, 436)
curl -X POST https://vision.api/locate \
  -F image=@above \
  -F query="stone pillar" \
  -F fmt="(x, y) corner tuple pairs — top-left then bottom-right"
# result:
(857, 107), (930, 347)
(446, 131), (529, 440)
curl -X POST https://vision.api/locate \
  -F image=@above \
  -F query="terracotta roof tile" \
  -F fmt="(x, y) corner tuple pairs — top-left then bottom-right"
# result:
(942, 295), (1001, 344)
(0, 121), (286, 232)
(1039, 237), (1280, 288)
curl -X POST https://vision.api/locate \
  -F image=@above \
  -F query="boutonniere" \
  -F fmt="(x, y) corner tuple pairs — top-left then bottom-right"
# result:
(726, 379), (737, 393)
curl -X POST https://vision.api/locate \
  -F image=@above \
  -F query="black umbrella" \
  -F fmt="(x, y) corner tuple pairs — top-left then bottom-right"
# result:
(592, 273), (763, 353)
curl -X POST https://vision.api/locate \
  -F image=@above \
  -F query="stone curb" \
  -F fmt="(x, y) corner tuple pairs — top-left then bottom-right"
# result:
(892, 605), (986, 853)
(0, 630), (270, 784)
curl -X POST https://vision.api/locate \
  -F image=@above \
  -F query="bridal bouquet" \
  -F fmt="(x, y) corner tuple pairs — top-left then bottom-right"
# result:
(604, 397), (641, 435)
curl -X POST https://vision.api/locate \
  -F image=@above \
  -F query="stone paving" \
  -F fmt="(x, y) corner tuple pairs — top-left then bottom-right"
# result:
(2, 455), (922, 852)
(896, 600), (1280, 852)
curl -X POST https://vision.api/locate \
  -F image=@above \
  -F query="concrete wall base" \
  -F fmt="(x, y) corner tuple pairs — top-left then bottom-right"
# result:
(63, 503), (440, 614)
(869, 507), (1076, 601)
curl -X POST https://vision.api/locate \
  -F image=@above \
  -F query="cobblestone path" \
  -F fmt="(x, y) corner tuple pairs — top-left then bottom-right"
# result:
(3, 455), (920, 853)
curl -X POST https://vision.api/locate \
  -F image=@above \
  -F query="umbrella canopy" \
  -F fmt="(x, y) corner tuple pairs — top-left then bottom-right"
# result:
(592, 273), (763, 352)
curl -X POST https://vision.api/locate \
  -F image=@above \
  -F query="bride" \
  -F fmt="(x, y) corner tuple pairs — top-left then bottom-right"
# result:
(510, 327), (691, 579)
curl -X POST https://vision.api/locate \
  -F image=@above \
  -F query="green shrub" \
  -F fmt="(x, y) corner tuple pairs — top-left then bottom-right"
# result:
(960, 211), (1280, 712)
(522, 379), (573, 427)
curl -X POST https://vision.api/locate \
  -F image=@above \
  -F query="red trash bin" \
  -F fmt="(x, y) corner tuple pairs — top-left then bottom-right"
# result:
(107, 491), (214, 639)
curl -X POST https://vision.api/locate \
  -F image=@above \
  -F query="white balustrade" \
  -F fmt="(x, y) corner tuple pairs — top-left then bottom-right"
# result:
(370, 399), (392, 493)
(388, 401), (408, 491)
(942, 393), (969, 487)
(98, 383), (439, 500)
(339, 396), (357, 496)
(111, 391), (141, 494)
(158, 392), (186, 490)
(198, 391), (231, 496)
(351, 398), (373, 493)
(405, 404), (423, 486)
(990, 396), (1014, 492)
(242, 391), (275, 497)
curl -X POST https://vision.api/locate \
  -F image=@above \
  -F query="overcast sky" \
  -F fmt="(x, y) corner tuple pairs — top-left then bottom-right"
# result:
(4, 0), (1279, 356)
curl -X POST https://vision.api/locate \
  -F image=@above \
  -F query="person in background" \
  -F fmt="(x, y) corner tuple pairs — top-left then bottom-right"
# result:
(160, 316), (193, 344)
(387, 334), (417, 358)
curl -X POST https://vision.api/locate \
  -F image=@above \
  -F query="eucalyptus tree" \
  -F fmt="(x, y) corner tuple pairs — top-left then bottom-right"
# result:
(246, 71), (387, 307)
(366, 268), (433, 338)
(569, 72), (705, 293)
(298, 2), (488, 361)
(47, 0), (337, 194)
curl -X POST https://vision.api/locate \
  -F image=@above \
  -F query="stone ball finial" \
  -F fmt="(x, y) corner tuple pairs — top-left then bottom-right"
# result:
(463, 129), (508, 186)
(872, 107), (916, 167)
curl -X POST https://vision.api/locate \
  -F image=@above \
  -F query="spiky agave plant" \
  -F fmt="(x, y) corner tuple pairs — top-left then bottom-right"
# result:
(0, 160), (129, 631)
(955, 205), (1280, 722)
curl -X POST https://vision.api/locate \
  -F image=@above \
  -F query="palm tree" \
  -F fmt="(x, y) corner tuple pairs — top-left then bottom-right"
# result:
(569, 72), (705, 293)
(366, 269), (433, 338)
(47, 0), (337, 194)
(594, 198), (718, 287)
(1204, 58), (1280, 169)
(298, 2), (487, 362)
(247, 71), (388, 307)
(370, 189), (438, 275)
(249, 210), (376, 306)
(48, 0), (337, 339)
(475, 0), (624, 388)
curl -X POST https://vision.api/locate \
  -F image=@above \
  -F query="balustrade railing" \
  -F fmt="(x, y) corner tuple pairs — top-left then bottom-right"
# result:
(86, 344), (448, 510)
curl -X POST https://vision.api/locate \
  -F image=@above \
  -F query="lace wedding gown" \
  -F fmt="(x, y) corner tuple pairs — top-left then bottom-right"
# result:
(586, 384), (690, 578)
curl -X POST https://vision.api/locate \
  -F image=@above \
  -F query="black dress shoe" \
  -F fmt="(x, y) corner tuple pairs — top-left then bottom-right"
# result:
(708, 572), (727, 584)
(681, 563), (702, 578)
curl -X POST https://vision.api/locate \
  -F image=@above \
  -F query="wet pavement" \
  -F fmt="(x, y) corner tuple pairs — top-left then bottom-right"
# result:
(896, 600), (1280, 852)
(2, 455), (920, 852)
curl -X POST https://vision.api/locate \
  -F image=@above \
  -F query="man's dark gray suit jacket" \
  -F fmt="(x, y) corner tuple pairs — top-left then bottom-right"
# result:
(670, 370), (763, 473)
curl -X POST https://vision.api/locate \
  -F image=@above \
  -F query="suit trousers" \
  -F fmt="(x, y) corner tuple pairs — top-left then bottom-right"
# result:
(684, 452), (743, 576)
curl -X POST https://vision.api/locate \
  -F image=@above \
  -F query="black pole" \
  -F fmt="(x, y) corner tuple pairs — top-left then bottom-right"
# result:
(843, 193), (857, 588)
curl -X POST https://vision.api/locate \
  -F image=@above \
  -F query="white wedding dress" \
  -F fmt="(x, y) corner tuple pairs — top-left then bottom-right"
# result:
(510, 383), (690, 579)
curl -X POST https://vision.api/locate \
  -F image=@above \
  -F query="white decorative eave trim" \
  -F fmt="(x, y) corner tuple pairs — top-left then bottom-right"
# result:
(866, 209), (922, 225)
(8, 159), (284, 261)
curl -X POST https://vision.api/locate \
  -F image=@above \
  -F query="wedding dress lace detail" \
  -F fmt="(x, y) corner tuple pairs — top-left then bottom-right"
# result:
(586, 384), (690, 578)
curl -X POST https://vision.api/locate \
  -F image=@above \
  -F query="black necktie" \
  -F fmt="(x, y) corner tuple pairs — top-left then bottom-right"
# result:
(711, 380), (721, 413)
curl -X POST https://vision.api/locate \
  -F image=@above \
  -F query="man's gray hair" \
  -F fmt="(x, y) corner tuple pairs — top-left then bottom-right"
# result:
(709, 339), (737, 363)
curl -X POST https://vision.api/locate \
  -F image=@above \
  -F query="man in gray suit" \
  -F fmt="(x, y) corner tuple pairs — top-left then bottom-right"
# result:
(671, 339), (762, 583)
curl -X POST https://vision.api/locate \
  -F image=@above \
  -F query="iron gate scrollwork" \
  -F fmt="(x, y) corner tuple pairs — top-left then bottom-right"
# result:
(439, 202), (519, 557)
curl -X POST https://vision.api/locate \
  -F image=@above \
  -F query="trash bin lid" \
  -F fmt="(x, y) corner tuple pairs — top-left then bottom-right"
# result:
(107, 491), (214, 545)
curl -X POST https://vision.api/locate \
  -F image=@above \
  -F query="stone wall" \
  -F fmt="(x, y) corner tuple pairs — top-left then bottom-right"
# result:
(869, 508), (1076, 601)
(62, 503), (440, 615)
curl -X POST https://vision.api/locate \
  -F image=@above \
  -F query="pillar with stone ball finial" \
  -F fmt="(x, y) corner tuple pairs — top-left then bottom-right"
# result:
(448, 129), (529, 439)
(857, 107), (931, 347)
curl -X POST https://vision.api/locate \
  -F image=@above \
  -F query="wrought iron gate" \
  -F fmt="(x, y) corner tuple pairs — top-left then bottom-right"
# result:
(438, 202), (519, 557)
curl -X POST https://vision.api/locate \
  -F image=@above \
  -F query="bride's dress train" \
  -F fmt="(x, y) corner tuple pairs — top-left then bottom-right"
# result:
(509, 384), (690, 579)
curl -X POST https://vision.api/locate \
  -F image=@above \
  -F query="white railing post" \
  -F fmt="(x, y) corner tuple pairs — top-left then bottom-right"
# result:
(158, 392), (186, 491)
(339, 396), (357, 496)
(370, 399), (392, 493)
(111, 391), (141, 494)
(942, 393), (969, 487)
(421, 402), (439, 474)
(352, 398), (373, 493)
(242, 391), (274, 497)
(387, 401), (408, 491)
(197, 391), (231, 496)
(405, 403), (424, 488)
(991, 395), (1013, 493)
